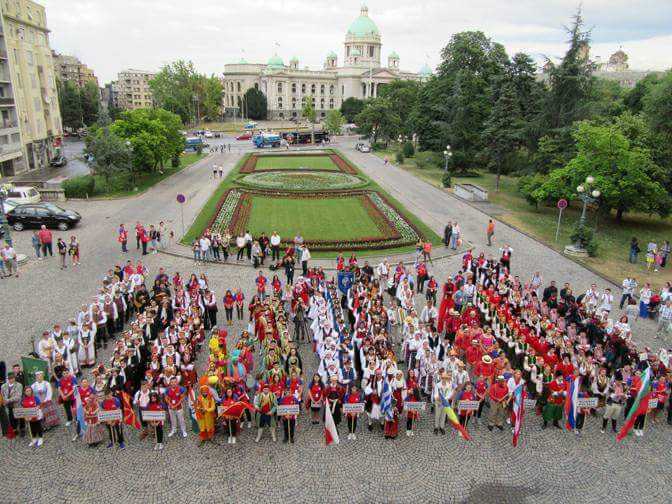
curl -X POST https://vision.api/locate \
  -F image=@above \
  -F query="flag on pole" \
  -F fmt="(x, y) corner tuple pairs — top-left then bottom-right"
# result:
(617, 367), (653, 441)
(381, 380), (394, 421)
(74, 387), (87, 437)
(439, 390), (471, 441)
(121, 391), (141, 430)
(564, 376), (580, 430)
(324, 402), (339, 446)
(511, 384), (525, 447)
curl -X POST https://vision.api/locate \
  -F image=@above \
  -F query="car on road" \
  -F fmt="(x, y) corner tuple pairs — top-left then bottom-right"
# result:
(6, 202), (81, 231)
(2, 199), (17, 214)
(49, 154), (68, 167)
(204, 130), (213, 138)
(355, 142), (371, 153)
(5, 186), (41, 205)
(236, 132), (252, 140)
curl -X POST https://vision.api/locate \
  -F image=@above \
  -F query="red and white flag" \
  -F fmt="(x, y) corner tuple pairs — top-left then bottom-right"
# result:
(324, 403), (340, 446)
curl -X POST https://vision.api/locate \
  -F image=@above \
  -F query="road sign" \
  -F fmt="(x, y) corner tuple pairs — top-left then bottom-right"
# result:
(176, 194), (186, 204)
(557, 199), (568, 209)
(176, 194), (186, 237)
(555, 199), (567, 241)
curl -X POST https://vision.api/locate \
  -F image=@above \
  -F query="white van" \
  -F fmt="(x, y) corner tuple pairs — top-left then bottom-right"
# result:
(5, 186), (41, 205)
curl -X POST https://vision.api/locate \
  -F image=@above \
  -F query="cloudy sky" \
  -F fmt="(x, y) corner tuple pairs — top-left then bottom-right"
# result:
(39, 0), (671, 84)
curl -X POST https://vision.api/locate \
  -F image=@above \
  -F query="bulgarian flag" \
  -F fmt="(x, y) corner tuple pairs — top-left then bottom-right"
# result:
(121, 391), (141, 430)
(324, 402), (340, 446)
(440, 390), (471, 441)
(616, 367), (653, 442)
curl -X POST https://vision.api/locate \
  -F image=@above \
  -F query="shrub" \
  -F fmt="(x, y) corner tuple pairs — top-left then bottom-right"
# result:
(371, 141), (387, 151)
(62, 175), (95, 198)
(402, 141), (415, 158)
(570, 223), (598, 256)
(196, 145), (203, 155)
(415, 151), (443, 170)
(442, 171), (452, 188)
(171, 154), (180, 168)
(517, 174), (545, 208)
(395, 151), (405, 164)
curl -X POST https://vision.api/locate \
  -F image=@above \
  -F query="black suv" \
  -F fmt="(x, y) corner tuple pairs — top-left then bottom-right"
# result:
(6, 202), (81, 231)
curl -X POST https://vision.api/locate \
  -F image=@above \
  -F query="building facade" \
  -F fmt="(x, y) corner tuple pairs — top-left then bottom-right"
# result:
(222, 6), (427, 120)
(0, 0), (62, 176)
(116, 69), (155, 110)
(52, 51), (98, 88)
(101, 81), (120, 111)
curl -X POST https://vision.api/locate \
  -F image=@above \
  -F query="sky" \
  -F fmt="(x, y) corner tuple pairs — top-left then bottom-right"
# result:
(38, 0), (671, 84)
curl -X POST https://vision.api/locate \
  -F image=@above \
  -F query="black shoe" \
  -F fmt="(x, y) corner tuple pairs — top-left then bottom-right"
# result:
(487, 425), (493, 431)
(433, 428), (438, 435)
(439, 428), (446, 435)
(368, 424), (373, 431)
(283, 438), (288, 443)
(542, 422), (547, 430)
(496, 425), (504, 431)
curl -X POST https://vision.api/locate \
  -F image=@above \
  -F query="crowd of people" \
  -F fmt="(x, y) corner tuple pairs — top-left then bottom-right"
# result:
(117, 221), (172, 256)
(2, 233), (672, 451)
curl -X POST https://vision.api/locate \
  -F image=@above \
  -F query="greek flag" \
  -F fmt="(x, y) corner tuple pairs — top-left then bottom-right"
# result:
(381, 379), (394, 421)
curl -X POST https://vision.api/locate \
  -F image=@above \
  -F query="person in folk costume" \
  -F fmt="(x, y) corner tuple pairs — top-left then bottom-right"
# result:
(344, 384), (363, 440)
(284, 347), (303, 378)
(62, 321), (80, 376)
(195, 385), (217, 445)
(254, 383), (278, 442)
(364, 368), (384, 431)
(227, 349), (247, 383)
(31, 371), (60, 430)
(90, 304), (108, 350)
(232, 381), (253, 429)
(22, 386), (44, 447)
(279, 386), (300, 443)
(220, 387), (240, 444)
(203, 289), (218, 329)
(57, 368), (77, 428)
(78, 321), (97, 368)
(101, 389), (124, 448)
(457, 381), (477, 428)
(307, 373), (324, 424)
(323, 375), (344, 427)
(82, 393), (106, 446)
(404, 370), (421, 436)
(165, 376), (188, 438)
(133, 381), (152, 441)
(542, 371), (566, 429)
(145, 392), (166, 450)
(383, 370), (401, 439)
(102, 295), (118, 341)
(437, 278), (456, 334)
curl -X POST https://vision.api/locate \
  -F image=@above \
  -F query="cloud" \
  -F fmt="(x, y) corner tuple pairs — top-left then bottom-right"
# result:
(36, 0), (671, 83)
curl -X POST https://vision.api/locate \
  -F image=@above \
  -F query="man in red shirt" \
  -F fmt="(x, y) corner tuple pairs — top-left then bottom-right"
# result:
(58, 369), (77, 427)
(487, 375), (509, 431)
(38, 225), (53, 257)
(102, 390), (125, 448)
(542, 372), (566, 429)
(165, 377), (188, 438)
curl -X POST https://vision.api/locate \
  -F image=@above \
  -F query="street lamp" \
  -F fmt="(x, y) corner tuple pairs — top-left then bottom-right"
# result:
(125, 140), (136, 187)
(0, 183), (12, 246)
(443, 144), (452, 172)
(576, 176), (601, 228)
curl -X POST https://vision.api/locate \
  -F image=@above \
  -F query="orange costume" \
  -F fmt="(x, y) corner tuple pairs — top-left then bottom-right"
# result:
(195, 386), (217, 441)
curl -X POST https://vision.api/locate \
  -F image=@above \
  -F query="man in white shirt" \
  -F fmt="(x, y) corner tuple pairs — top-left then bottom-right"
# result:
(300, 245), (311, 276)
(235, 233), (246, 261)
(270, 231), (281, 261)
(598, 288), (613, 315)
(199, 236), (211, 262)
(657, 300), (672, 338)
(619, 277), (637, 309)
(420, 299), (438, 325)
(584, 284), (600, 311)
(432, 372), (455, 435)
(1, 243), (18, 277)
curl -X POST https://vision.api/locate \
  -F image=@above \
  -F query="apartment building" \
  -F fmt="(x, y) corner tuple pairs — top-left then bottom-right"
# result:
(117, 69), (155, 110)
(52, 51), (98, 88)
(0, 0), (62, 176)
(101, 81), (119, 111)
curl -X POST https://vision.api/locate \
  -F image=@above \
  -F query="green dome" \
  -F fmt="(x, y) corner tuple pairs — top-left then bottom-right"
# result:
(347, 6), (379, 38)
(419, 63), (432, 76)
(389, 51), (399, 59)
(351, 47), (362, 57)
(327, 51), (337, 58)
(238, 57), (248, 64)
(290, 56), (299, 63)
(267, 54), (284, 69)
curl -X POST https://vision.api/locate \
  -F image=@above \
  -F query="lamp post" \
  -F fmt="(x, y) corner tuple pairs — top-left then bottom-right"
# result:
(443, 144), (452, 172)
(565, 175), (600, 256)
(125, 140), (136, 187)
(0, 183), (12, 246)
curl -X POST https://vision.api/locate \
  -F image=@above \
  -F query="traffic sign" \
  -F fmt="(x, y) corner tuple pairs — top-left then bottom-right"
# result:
(176, 193), (186, 204)
(557, 199), (568, 209)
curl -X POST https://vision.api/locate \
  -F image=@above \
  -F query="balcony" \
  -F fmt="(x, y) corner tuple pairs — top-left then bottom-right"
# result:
(0, 50), (6, 60)
(0, 96), (14, 106)
(0, 142), (23, 162)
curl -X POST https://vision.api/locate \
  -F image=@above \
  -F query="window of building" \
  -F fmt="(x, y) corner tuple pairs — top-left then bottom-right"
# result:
(277, 82), (282, 93)
(26, 51), (33, 66)
(301, 83), (306, 93)
(320, 112), (325, 117)
(301, 97), (306, 107)
(33, 96), (41, 111)
(237, 82), (241, 92)
(292, 97), (296, 109)
(279, 112), (284, 118)
(320, 84), (325, 95)
(311, 96), (315, 106)
(311, 83), (316, 94)
(278, 98), (283, 109)
(329, 85), (334, 95)
(346, 46), (350, 57)
(254, 83), (259, 90)
(341, 85), (344, 96)
(30, 73), (36, 89)
(291, 83), (296, 93)
(292, 111), (297, 118)
(320, 98), (324, 109)
(329, 98), (334, 109)
(369, 45), (374, 57)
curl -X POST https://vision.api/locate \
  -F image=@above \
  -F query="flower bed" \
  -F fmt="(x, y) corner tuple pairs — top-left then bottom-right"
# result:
(237, 171), (368, 191)
(238, 152), (357, 175)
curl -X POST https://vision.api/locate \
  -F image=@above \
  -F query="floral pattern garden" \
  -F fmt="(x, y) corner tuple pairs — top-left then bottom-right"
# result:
(189, 150), (439, 253)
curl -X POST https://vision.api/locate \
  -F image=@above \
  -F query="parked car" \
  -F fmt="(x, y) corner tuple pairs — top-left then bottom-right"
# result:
(6, 202), (81, 231)
(203, 130), (213, 138)
(355, 142), (371, 153)
(50, 154), (68, 167)
(5, 186), (41, 205)
(236, 132), (252, 140)
(1, 199), (17, 214)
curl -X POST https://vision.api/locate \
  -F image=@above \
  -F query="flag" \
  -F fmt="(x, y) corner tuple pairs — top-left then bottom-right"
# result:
(617, 367), (653, 442)
(74, 387), (87, 437)
(324, 402), (339, 445)
(337, 271), (354, 295)
(218, 400), (255, 419)
(564, 376), (580, 430)
(511, 384), (524, 447)
(439, 390), (471, 441)
(381, 380), (394, 421)
(121, 391), (141, 430)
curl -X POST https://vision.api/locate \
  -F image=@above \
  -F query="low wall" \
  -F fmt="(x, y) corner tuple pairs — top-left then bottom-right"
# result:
(454, 183), (488, 202)
(38, 188), (66, 202)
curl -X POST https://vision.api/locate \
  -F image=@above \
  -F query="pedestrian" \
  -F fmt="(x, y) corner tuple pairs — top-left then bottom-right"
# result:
(619, 277), (637, 309)
(449, 223), (461, 250)
(487, 376), (508, 431)
(227, 143), (231, 152)
(158, 221), (168, 250)
(149, 225), (158, 254)
(422, 241), (433, 264)
(38, 225), (53, 257)
(486, 219), (495, 246)
(300, 244), (311, 276)
(270, 231), (281, 262)
(244, 230), (253, 260)
(135, 222), (143, 250)
(443, 222), (452, 247)
(31, 231), (41, 259)
(22, 386), (44, 447)
(192, 240), (201, 264)
(101, 390), (125, 449)
(212, 165), (217, 178)
(118, 224), (128, 253)
(656, 300), (672, 339)
(284, 255), (295, 285)
(57, 238), (68, 269)
(68, 235), (80, 266)
(218, 165), (224, 178)
(234, 288), (245, 320)
(235, 232), (245, 261)
(662, 240), (671, 268)
(1, 242), (19, 277)
(639, 282), (652, 319)
(140, 226), (149, 255)
(628, 237), (640, 263)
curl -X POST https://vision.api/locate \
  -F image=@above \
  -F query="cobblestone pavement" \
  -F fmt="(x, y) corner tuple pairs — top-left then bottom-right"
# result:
(1, 141), (670, 503)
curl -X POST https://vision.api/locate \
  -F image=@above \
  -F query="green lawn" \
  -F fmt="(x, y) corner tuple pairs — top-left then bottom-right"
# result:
(246, 195), (383, 241)
(255, 155), (339, 171)
(387, 149), (672, 289)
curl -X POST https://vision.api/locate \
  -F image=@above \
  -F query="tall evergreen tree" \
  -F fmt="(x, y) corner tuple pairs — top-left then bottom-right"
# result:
(57, 79), (83, 130)
(80, 80), (100, 126)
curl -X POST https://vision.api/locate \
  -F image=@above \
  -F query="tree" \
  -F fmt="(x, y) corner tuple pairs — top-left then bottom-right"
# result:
(531, 122), (669, 221)
(302, 98), (317, 143)
(340, 97), (364, 123)
(199, 75), (223, 121)
(354, 98), (401, 144)
(85, 127), (131, 186)
(623, 73), (659, 113)
(149, 60), (199, 124)
(643, 70), (672, 143)
(324, 110), (345, 136)
(57, 79), (83, 130)
(481, 81), (524, 189)
(80, 80), (100, 126)
(242, 88), (267, 120)
(378, 80), (419, 135)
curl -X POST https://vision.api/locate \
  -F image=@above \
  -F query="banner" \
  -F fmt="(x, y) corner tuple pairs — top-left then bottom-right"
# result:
(457, 400), (480, 411)
(141, 410), (166, 422)
(337, 271), (354, 295)
(404, 401), (426, 412)
(277, 404), (300, 416)
(576, 397), (598, 409)
(21, 356), (49, 385)
(13, 406), (39, 419)
(343, 402), (365, 414)
(98, 409), (123, 422)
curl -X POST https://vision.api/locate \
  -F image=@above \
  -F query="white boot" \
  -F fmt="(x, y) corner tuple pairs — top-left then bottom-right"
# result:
(255, 428), (263, 442)
(271, 429), (277, 442)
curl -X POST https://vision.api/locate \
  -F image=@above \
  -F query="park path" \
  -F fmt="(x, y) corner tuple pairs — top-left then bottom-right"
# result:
(343, 141), (617, 292)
